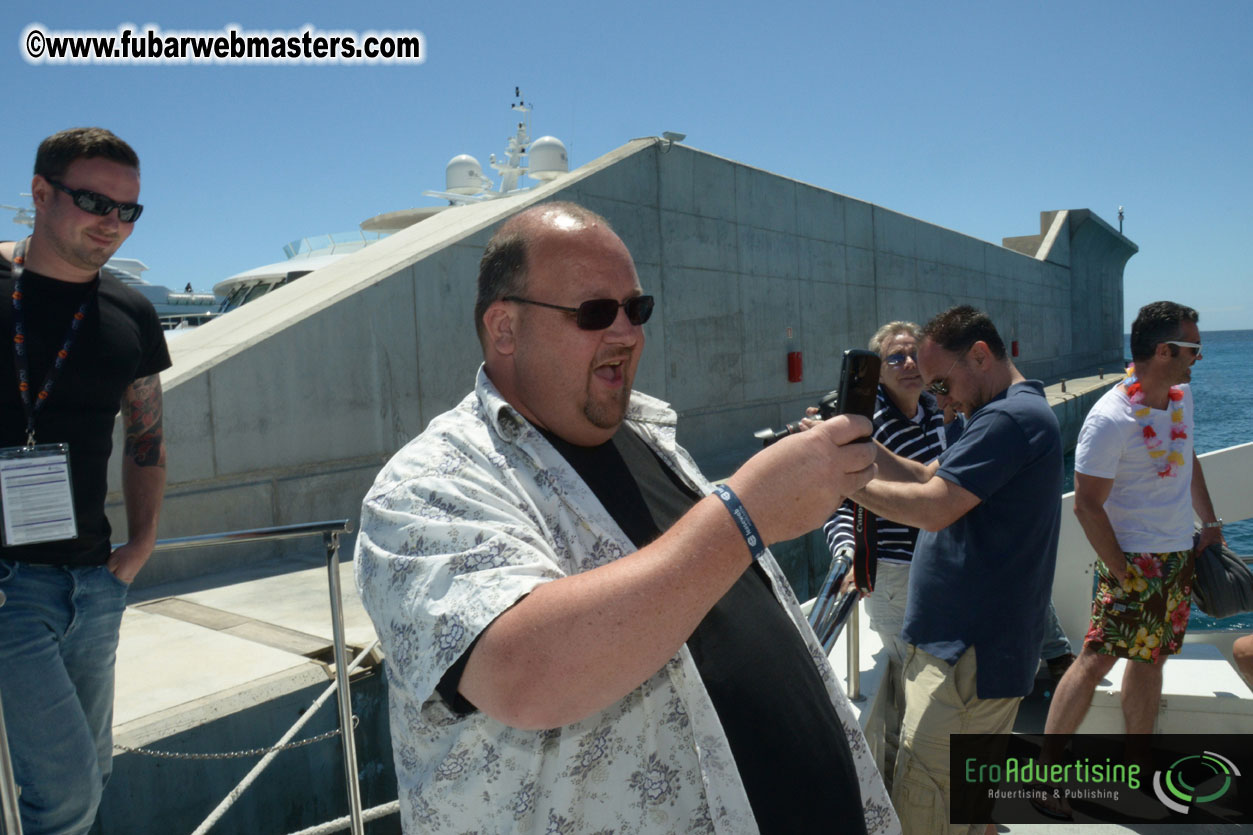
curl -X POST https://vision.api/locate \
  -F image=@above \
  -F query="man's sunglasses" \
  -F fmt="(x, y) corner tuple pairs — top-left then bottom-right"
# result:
(503, 295), (654, 330)
(1163, 339), (1202, 357)
(884, 350), (917, 368)
(925, 348), (970, 396)
(47, 179), (143, 223)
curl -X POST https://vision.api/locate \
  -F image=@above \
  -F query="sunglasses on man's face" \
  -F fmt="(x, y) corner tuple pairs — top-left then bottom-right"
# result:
(503, 295), (654, 330)
(883, 350), (918, 368)
(925, 348), (970, 396)
(1163, 339), (1202, 358)
(47, 179), (144, 223)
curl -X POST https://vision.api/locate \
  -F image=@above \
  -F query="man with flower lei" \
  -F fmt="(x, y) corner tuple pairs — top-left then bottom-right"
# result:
(1037, 301), (1221, 812)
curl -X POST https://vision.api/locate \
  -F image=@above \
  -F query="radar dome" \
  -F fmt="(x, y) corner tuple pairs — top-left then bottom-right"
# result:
(527, 136), (568, 182)
(445, 154), (485, 195)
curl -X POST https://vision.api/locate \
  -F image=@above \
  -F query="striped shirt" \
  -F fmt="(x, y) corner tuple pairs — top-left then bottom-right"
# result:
(824, 387), (954, 565)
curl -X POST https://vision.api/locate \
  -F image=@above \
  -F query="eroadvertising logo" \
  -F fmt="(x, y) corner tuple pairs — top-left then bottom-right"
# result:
(1153, 751), (1241, 814)
(950, 734), (1252, 825)
(969, 753), (1140, 803)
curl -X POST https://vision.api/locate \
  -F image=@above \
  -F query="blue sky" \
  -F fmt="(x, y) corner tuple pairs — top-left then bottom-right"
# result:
(3, 1), (1249, 331)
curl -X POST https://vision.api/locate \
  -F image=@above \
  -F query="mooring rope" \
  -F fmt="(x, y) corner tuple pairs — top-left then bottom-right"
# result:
(285, 800), (401, 835)
(190, 640), (379, 835)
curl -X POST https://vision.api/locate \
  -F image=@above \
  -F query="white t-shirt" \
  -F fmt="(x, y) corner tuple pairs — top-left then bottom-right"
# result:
(1074, 382), (1195, 552)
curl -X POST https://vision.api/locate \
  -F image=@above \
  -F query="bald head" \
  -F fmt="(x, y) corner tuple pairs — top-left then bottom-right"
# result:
(475, 201), (645, 446)
(474, 202), (614, 347)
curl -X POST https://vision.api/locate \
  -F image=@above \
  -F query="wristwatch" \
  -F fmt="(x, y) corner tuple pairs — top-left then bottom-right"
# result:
(1202, 519), (1223, 529)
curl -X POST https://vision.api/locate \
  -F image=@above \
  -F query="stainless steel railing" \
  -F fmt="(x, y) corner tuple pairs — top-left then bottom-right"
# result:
(807, 547), (863, 699)
(0, 689), (20, 835)
(0, 519), (366, 835)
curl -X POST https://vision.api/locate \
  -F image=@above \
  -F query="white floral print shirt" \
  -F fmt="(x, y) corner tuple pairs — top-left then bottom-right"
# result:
(355, 367), (900, 834)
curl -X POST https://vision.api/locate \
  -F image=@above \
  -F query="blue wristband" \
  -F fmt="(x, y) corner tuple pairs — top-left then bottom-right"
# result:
(712, 484), (767, 561)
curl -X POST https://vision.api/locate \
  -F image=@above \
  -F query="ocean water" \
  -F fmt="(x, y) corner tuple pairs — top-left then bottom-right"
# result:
(1177, 329), (1253, 630)
(1065, 329), (1253, 631)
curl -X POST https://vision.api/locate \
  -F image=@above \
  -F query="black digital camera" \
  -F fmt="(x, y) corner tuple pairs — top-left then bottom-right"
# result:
(755, 349), (881, 446)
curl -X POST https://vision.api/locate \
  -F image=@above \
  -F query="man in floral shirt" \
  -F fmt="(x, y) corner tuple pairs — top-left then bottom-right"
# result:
(355, 202), (900, 833)
(1039, 302), (1222, 807)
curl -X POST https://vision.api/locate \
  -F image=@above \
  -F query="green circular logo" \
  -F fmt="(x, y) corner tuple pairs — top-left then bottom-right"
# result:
(1153, 752), (1240, 814)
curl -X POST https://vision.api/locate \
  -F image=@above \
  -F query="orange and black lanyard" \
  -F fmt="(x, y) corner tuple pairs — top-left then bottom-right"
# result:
(9, 238), (99, 446)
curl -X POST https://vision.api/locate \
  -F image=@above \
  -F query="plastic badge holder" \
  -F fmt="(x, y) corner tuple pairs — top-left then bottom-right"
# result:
(0, 442), (78, 546)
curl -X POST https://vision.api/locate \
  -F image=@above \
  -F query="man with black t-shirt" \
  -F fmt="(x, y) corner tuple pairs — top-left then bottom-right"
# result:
(356, 202), (900, 834)
(0, 128), (170, 835)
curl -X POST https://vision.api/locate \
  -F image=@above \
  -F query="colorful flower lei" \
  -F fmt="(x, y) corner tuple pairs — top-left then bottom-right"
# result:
(1123, 364), (1187, 478)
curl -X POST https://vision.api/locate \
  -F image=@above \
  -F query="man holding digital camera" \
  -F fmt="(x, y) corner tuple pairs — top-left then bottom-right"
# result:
(355, 201), (899, 834)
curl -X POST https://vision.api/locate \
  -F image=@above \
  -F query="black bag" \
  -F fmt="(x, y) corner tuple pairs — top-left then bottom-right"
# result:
(1192, 534), (1253, 619)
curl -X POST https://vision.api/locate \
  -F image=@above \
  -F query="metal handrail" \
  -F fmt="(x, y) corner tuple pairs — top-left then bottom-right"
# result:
(176, 520), (365, 835)
(807, 547), (863, 699)
(149, 519), (353, 551)
(0, 520), (366, 835)
(0, 689), (20, 835)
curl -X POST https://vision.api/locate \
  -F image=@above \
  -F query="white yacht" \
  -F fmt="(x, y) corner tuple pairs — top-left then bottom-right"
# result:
(101, 257), (220, 330)
(212, 90), (568, 317)
(4, 201), (220, 330)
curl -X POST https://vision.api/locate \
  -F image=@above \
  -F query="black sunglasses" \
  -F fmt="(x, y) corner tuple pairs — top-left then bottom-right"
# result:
(503, 295), (654, 330)
(47, 179), (143, 223)
(884, 350), (917, 368)
(925, 348), (970, 396)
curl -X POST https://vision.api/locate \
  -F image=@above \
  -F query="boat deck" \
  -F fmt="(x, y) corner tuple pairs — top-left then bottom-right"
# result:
(829, 606), (1253, 833)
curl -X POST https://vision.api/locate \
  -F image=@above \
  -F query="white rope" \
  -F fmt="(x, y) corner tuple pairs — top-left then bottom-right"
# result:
(284, 800), (401, 835)
(190, 640), (379, 835)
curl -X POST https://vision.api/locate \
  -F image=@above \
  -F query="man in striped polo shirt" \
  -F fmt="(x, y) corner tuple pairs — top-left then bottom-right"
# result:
(824, 321), (955, 789)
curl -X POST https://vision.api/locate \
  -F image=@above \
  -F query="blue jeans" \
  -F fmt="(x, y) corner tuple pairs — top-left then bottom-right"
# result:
(0, 559), (128, 835)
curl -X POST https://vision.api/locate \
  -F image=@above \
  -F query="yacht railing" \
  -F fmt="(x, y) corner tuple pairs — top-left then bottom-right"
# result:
(807, 548), (863, 698)
(281, 231), (384, 261)
(0, 519), (378, 835)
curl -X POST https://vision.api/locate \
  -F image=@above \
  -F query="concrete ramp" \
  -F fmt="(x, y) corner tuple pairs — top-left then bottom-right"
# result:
(103, 138), (1139, 590)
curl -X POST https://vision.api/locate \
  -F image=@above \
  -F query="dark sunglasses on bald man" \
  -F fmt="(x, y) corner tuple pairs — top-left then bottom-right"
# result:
(503, 295), (655, 330)
(47, 179), (144, 223)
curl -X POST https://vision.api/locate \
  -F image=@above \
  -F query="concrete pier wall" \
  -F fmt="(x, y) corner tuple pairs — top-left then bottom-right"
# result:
(106, 139), (1137, 588)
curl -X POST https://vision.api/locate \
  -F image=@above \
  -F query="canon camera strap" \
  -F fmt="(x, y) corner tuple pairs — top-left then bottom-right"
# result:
(850, 502), (877, 593)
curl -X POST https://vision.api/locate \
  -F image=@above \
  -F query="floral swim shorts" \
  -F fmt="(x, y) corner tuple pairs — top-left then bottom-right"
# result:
(1083, 549), (1194, 663)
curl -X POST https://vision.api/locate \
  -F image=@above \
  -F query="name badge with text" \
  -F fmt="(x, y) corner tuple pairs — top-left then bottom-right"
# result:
(0, 443), (78, 546)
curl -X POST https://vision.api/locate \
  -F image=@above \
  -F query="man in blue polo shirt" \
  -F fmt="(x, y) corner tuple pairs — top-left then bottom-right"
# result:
(852, 305), (1062, 835)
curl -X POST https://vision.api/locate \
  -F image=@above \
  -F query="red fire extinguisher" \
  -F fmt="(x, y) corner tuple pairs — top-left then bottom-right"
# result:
(787, 327), (803, 383)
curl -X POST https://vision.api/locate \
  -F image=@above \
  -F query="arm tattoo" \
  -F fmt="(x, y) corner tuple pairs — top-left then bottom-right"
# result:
(123, 374), (166, 468)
